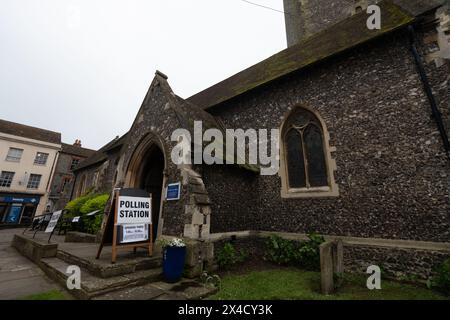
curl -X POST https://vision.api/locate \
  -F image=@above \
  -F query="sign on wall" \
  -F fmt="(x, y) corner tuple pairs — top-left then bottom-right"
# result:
(166, 182), (181, 201)
(45, 210), (63, 233)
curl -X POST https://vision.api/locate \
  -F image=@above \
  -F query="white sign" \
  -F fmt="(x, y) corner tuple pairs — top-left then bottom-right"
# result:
(45, 210), (63, 233)
(86, 210), (99, 217)
(117, 196), (152, 225)
(121, 224), (149, 244)
(72, 216), (80, 223)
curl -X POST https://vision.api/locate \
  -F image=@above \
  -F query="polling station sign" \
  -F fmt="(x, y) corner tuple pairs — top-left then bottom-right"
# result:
(117, 196), (152, 225)
(96, 188), (154, 263)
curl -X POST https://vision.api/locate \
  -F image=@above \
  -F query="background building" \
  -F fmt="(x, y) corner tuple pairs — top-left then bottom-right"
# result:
(71, 135), (124, 199)
(283, 0), (380, 47)
(0, 119), (61, 226)
(47, 140), (95, 211)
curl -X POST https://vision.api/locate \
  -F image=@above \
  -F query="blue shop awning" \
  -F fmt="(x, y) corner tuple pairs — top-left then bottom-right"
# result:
(0, 195), (40, 204)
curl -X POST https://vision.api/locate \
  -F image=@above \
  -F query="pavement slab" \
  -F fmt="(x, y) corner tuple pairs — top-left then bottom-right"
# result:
(0, 228), (68, 300)
(92, 283), (165, 300)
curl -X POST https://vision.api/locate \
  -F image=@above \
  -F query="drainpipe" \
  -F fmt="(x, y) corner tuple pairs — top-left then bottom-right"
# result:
(408, 25), (450, 160)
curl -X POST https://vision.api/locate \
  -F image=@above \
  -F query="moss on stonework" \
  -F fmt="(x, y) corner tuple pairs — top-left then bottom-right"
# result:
(188, 0), (415, 110)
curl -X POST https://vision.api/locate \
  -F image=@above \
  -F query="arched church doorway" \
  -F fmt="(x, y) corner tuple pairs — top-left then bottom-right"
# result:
(130, 145), (165, 241)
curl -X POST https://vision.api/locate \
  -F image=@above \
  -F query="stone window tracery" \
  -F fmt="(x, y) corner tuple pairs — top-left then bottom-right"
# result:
(280, 107), (338, 198)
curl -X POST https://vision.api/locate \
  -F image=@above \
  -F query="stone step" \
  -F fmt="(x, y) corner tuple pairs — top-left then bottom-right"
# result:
(40, 257), (162, 300)
(93, 279), (219, 300)
(56, 249), (162, 278)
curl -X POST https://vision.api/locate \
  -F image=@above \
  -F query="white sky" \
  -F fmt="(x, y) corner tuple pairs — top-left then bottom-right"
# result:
(0, 0), (286, 150)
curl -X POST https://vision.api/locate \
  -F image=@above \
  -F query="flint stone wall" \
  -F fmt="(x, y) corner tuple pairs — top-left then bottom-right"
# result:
(204, 29), (450, 243)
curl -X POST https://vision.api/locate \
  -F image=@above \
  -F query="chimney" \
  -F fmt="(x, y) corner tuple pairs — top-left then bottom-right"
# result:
(73, 139), (82, 147)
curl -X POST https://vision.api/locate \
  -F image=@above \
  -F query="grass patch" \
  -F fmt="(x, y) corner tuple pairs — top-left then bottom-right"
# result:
(18, 290), (67, 300)
(210, 268), (449, 300)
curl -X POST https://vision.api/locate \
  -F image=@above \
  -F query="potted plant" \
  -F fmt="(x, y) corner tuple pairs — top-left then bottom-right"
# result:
(160, 238), (187, 283)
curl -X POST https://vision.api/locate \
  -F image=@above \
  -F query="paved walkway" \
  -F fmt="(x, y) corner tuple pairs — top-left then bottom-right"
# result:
(0, 228), (69, 300)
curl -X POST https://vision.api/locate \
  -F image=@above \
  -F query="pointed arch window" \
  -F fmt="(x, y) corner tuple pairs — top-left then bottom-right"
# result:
(281, 107), (338, 198)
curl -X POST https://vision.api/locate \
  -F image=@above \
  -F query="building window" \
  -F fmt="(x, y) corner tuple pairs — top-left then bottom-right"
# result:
(60, 177), (71, 193)
(280, 107), (338, 198)
(77, 174), (86, 197)
(70, 158), (80, 171)
(34, 152), (49, 165)
(0, 171), (15, 188)
(6, 148), (24, 162)
(27, 174), (42, 189)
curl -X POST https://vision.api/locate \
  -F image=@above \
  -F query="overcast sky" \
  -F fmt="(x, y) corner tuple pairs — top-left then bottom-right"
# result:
(0, 0), (286, 150)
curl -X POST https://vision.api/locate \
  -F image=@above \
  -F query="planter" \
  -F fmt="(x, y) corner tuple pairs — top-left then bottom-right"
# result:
(163, 246), (187, 283)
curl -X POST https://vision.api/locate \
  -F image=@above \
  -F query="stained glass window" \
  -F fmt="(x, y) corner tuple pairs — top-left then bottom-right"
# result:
(284, 108), (329, 190)
(304, 124), (328, 187)
(286, 129), (306, 188)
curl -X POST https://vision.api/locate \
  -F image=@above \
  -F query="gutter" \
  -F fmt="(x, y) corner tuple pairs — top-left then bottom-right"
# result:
(408, 25), (450, 159)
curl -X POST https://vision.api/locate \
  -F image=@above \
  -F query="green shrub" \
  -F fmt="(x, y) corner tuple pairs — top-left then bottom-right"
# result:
(80, 194), (109, 215)
(432, 260), (450, 295)
(264, 235), (299, 265)
(264, 233), (325, 271)
(64, 193), (109, 235)
(217, 243), (247, 270)
(297, 233), (325, 271)
(65, 194), (95, 217)
(84, 214), (103, 235)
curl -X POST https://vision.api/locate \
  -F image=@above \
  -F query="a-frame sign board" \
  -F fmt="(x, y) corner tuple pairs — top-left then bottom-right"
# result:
(96, 188), (153, 264)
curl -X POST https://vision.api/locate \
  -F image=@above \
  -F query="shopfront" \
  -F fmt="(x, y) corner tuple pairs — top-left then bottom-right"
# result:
(0, 194), (40, 226)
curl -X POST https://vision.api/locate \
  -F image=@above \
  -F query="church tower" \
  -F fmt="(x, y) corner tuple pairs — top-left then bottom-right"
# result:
(283, 0), (378, 47)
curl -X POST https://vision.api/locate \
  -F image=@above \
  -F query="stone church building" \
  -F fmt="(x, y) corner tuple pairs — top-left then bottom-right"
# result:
(73, 0), (450, 277)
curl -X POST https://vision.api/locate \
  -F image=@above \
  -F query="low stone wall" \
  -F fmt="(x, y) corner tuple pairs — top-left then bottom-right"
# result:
(213, 236), (267, 262)
(65, 231), (97, 243)
(184, 239), (214, 278)
(344, 245), (450, 280)
(207, 231), (450, 280)
(11, 234), (58, 265)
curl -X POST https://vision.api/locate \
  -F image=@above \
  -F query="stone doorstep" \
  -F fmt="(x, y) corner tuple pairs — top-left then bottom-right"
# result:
(56, 249), (162, 278)
(40, 257), (163, 300)
(151, 280), (219, 300)
(93, 280), (219, 301)
(41, 257), (217, 301)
